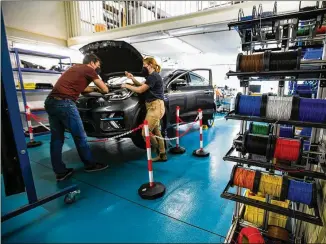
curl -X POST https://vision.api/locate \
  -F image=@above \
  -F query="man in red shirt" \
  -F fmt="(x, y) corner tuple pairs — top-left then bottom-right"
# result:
(45, 54), (109, 181)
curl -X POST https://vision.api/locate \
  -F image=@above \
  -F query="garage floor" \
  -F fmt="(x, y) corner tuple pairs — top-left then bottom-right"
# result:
(2, 115), (239, 243)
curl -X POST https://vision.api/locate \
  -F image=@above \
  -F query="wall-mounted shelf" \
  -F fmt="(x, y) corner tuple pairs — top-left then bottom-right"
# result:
(11, 48), (71, 136)
(13, 68), (62, 74)
(10, 48), (70, 59)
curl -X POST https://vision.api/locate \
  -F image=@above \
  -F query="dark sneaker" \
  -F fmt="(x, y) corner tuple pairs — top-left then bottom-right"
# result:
(152, 153), (168, 162)
(84, 163), (109, 172)
(56, 168), (74, 182)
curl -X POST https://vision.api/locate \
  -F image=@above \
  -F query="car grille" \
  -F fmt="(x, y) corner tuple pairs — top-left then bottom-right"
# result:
(99, 112), (125, 132)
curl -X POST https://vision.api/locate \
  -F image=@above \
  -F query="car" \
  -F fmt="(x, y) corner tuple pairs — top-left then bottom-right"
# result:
(76, 40), (216, 149)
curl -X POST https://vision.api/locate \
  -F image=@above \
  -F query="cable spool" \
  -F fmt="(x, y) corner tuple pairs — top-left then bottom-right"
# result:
(287, 180), (316, 207)
(274, 138), (303, 163)
(298, 98), (326, 123)
(267, 226), (289, 242)
(249, 122), (271, 135)
(258, 173), (284, 198)
(266, 96), (293, 121)
(236, 53), (265, 72)
(268, 50), (301, 71)
(234, 93), (268, 117)
(279, 125), (295, 138)
(297, 27), (310, 36)
(230, 166), (261, 193)
(243, 131), (274, 160)
(316, 26), (326, 34)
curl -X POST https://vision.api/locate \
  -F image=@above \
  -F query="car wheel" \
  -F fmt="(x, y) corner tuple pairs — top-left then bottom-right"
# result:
(203, 114), (214, 128)
(131, 130), (146, 149)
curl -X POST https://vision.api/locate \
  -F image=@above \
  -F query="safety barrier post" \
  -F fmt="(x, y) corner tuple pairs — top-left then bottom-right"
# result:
(193, 109), (210, 157)
(138, 120), (166, 200)
(25, 106), (42, 148)
(169, 106), (186, 154)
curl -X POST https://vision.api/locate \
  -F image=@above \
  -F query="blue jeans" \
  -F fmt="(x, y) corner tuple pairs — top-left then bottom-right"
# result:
(45, 97), (94, 174)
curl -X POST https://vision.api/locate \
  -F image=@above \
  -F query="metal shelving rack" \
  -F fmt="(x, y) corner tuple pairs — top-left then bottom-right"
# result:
(222, 2), (326, 243)
(11, 48), (72, 135)
(1, 10), (79, 222)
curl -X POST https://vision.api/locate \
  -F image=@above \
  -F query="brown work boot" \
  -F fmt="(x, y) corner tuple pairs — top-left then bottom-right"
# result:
(152, 153), (168, 162)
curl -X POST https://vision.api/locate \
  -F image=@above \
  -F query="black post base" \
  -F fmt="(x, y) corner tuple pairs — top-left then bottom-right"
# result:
(138, 182), (166, 200)
(169, 146), (186, 154)
(27, 141), (42, 148)
(193, 149), (210, 157)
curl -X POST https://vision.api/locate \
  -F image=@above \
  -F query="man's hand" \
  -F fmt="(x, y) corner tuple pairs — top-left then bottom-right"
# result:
(125, 71), (133, 79)
(121, 83), (128, 88)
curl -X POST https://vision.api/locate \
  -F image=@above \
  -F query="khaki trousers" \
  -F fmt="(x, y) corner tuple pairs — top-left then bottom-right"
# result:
(142, 99), (166, 154)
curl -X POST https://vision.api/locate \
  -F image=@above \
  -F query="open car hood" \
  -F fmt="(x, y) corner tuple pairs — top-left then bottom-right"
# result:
(79, 40), (144, 79)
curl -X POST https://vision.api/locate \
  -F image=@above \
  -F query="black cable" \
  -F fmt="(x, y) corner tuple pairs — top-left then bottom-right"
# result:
(269, 50), (300, 71)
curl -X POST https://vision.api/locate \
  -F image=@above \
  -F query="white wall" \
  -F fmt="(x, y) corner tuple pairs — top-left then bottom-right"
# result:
(2, 1), (67, 41)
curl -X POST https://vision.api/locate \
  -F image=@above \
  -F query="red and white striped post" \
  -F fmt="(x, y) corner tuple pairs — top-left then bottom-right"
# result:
(138, 120), (166, 200)
(144, 120), (154, 187)
(169, 106), (186, 154)
(193, 108), (210, 157)
(26, 105), (42, 148)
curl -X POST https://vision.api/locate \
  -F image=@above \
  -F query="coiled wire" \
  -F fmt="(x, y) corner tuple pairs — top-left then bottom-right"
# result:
(258, 174), (283, 198)
(299, 98), (326, 123)
(269, 51), (300, 71)
(239, 53), (264, 72)
(266, 96), (293, 120)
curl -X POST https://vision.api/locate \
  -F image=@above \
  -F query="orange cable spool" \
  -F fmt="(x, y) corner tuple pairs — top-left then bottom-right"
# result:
(231, 166), (261, 193)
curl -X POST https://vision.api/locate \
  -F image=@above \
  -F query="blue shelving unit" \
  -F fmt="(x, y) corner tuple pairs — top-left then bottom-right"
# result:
(11, 47), (71, 136)
(1, 10), (79, 222)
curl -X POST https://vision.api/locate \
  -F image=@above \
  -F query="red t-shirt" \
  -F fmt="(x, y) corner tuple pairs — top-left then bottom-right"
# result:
(49, 64), (98, 101)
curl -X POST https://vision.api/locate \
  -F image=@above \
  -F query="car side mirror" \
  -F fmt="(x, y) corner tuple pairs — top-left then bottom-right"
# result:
(170, 79), (187, 91)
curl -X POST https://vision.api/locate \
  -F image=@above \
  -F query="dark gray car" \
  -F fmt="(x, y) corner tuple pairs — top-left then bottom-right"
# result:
(76, 40), (215, 148)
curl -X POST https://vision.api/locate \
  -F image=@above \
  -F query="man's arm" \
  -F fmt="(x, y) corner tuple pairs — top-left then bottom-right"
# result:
(83, 86), (98, 93)
(93, 78), (109, 93)
(122, 83), (149, 94)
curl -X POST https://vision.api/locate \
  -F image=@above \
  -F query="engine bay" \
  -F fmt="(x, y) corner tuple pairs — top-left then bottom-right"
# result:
(76, 85), (134, 109)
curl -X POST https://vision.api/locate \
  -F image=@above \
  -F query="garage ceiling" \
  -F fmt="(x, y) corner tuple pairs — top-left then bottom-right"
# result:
(120, 23), (241, 59)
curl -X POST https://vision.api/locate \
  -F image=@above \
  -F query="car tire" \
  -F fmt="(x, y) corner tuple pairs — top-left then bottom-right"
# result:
(131, 129), (146, 149)
(203, 114), (214, 128)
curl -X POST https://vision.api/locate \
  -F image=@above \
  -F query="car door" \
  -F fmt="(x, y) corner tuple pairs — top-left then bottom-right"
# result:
(165, 71), (190, 124)
(185, 69), (215, 119)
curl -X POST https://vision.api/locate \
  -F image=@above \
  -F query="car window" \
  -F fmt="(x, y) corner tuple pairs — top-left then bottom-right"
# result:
(189, 73), (209, 86)
(169, 74), (188, 91)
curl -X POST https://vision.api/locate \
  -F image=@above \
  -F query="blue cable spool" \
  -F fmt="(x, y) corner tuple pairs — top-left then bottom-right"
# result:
(234, 93), (267, 117)
(279, 125), (295, 138)
(298, 98), (326, 123)
(300, 127), (312, 137)
(287, 180), (316, 207)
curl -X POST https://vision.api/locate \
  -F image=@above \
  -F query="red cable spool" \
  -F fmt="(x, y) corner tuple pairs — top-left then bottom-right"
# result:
(316, 26), (326, 35)
(274, 138), (302, 162)
(237, 227), (265, 244)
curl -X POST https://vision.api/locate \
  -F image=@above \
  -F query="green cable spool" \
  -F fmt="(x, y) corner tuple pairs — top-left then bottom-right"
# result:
(297, 27), (310, 36)
(249, 122), (271, 135)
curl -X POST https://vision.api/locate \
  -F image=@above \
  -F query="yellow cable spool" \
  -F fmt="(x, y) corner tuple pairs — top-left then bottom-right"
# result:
(258, 174), (283, 198)
(244, 190), (289, 228)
